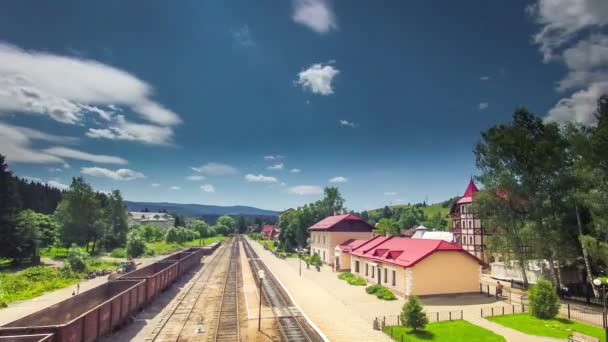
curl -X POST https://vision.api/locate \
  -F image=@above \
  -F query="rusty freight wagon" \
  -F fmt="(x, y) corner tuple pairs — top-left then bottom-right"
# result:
(0, 280), (145, 342)
(158, 252), (198, 276)
(118, 261), (178, 302)
(182, 247), (205, 260)
(0, 334), (53, 342)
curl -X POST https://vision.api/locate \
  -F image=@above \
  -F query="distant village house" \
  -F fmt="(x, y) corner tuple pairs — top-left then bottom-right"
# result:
(127, 211), (175, 229)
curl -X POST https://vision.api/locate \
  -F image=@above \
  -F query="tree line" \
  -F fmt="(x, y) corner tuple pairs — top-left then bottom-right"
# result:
(473, 95), (608, 296)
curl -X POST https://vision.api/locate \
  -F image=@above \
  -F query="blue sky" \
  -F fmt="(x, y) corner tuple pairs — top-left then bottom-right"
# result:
(1, 0), (607, 211)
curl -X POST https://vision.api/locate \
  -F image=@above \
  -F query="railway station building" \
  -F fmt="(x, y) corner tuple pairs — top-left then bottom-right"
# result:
(308, 214), (375, 268)
(348, 236), (484, 297)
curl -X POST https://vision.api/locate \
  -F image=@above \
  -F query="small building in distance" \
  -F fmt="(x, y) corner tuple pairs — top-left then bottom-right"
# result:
(261, 224), (280, 240)
(127, 211), (175, 229)
(410, 225), (454, 242)
(349, 236), (484, 297)
(308, 214), (375, 268)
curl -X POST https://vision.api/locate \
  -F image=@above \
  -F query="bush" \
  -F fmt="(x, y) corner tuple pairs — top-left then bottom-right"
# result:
(310, 253), (322, 267)
(65, 244), (89, 272)
(366, 284), (397, 300)
(528, 277), (560, 319)
(401, 296), (428, 330)
(126, 230), (147, 258)
(338, 272), (367, 286)
(109, 248), (126, 258)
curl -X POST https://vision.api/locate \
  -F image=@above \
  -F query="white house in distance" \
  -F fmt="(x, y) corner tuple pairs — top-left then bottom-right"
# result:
(127, 211), (175, 229)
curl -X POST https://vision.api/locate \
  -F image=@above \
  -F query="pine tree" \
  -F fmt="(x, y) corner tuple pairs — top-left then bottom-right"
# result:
(0, 155), (22, 262)
(529, 278), (560, 319)
(400, 296), (428, 330)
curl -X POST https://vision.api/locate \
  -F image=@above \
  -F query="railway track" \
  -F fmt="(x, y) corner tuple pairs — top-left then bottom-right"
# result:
(211, 236), (241, 342)
(242, 238), (322, 342)
(147, 238), (233, 342)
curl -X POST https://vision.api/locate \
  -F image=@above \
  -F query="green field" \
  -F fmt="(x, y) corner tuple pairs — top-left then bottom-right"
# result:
(384, 320), (505, 341)
(487, 313), (605, 341)
(146, 235), (226, 255)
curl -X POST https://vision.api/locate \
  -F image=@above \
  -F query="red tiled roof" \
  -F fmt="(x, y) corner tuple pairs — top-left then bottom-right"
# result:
(261, 224), (275, 236)
(350, 236), (484, 268)
(455, 178), (479, 205)
(338, 239), (370, 252)
(308, 213), (374, 231)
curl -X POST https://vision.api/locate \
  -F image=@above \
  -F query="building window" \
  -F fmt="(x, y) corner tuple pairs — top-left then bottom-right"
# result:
(392, 270), (396, 286)
(365, 263), (368, 276)
(323, 235), (325, 244)
(371, 266), (375, 277)
(355, 261), (360, 273)
(384, 268), (387, 283)
(469, 236), (473, 245)
(323, 251), (325, 262)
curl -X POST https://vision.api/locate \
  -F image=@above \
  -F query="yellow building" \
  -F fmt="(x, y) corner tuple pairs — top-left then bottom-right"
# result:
(308, 214), (375, 268)
(349, 236), (484, 297)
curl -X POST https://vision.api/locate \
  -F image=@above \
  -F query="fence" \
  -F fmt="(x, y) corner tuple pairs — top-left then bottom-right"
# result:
(480, 283), (514, 303)
(373, 310), (463, 331)
(480, 303), (605, 328)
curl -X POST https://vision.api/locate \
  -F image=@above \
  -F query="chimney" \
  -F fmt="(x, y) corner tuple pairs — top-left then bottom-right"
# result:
(385, 231), (391, 238)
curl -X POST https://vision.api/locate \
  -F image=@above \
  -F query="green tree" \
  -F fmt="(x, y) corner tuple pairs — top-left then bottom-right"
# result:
(375, 218), (400, 236)
(528, 278), (560, 319)
(65, 243), (89, 273)
(0, 154), (22, 262)
(216, 215), (236, 233)
(310, 253), (322, 267)
(14, 210), (42, 263)
(55, 177), (105, 253)
(126, 230), (147, 258)
(190, 219), (211, 243)
(103, 190), (128, 250)
(165, 227), (178, 243)
(400, 296), (428, 330)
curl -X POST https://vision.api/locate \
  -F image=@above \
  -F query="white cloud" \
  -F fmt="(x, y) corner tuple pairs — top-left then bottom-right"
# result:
(200, 184), (215, 192)
(245, 173), (278, 183)
(280, 182), (287, 186)
(186, 175), (206, 181)
(328, 176), (348, 183)
(81, 166), (145, 181)
(48, 167), (63, 172)
(563, 34), (608, 71)
(151, 183), (161, 187)
(0, 122), (75, 164)
(290, 168), (301, 173)
(169, 186), (180, 190)
(288, 185), (323, 195)
(46, 180), (69, 190)
(480, 76), (490, 81)
(546, 81), (608, 125)
(292, 0), (337, 34)
(43, 147), (127, 165)
(296, 63), (339, 95)
(86, 114), (174, 145)
(478, 102), (489, 110)
(527, 0), (608, 61)
(0, 42), (181, 128)
(232, 25), (255, 47)
(264, 155), (284, 160)
(191, 162), (238, 176)
(339, 119), (357, 128)
(267, 163), (284, 171)
(384, 192), (398, 196)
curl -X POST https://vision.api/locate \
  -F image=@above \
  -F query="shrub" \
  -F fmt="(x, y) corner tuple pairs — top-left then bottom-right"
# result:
(310, 253), (322, 267)
(366, 285), (397, 300)
(109, 248), (126, 258)
(65, 244), (89, 272)
(21, 266), (57, 282)
(528, 277), (560, 319)
(165, 227), (178, 243)
(366, 284), (382, 294)
(126, 230), (147, 258)
(400, 296), (428, 330)
(338, 272), (367, 286)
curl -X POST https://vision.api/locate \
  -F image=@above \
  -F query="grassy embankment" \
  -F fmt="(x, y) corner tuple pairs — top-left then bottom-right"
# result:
(384, 320), (505, 341)
(488, 313), (605, 342)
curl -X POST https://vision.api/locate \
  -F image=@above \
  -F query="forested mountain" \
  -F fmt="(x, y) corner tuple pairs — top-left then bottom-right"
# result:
(125, 201), (280, 218)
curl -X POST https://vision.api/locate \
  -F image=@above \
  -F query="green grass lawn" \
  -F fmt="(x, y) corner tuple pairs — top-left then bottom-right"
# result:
(384, 320), (505, 342)
(146, 235), (226, 255)
(487, 313), (605, 342)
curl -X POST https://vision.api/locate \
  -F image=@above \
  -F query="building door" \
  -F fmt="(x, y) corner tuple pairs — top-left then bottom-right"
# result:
(377, 267), (381, 284)
(335, 256), (340, 271)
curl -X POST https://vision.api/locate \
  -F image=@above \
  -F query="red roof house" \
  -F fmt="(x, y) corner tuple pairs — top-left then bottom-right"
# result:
(261, 224), (279, 240)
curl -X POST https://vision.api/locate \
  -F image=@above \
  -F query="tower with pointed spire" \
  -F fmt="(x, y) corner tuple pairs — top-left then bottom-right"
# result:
(449, 178), (487, 263)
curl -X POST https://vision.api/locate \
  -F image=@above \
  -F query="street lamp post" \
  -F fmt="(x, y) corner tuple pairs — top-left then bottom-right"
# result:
(258, 270), (265, 332)
(593, 278), (608, 341)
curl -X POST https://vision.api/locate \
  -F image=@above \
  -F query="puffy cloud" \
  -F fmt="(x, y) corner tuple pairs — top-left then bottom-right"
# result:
(186, 175), (206, 181)
(200, 184), (216, 192)
(290, 168), (301, 173)
(478, 102), (489, 110)
(232, 25), (255, 47)
(292, 0), (337, 34)
(191, 162), (238, 176)
(339, 119), (357, 128)
(384, 192), (398, 196)
(546, 81), (608, 125)
(86, 115), (174, 145)
(46, 180), (69, 190)
(267, 163), (284, 171)
(81, 166), (145, 181)
(328, 176), (348, 183)
(245, 174), (278, 183)
(169, 186), (181, 190)
(0, 42), (181, 126)
(43, 147), (127, 165)
(563, 34), (608, 71)
(288, 185), (323, 195)
(264, 155), (284, 160)
(296, 63), (339, 95)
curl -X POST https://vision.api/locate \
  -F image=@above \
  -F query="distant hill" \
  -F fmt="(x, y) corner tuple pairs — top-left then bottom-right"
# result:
(125, 201), (280, 218)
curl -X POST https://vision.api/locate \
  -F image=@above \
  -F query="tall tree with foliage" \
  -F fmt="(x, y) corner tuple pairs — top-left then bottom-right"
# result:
(55, 177), (106, 253)
(400, 296), (428, 330)
(103, 190), (128, 250)
(375, 218), (400, 236)
(0, 155), (22, 263)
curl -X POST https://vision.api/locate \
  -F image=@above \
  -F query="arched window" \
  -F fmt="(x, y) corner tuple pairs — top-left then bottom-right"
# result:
(469, 236), (473, 245)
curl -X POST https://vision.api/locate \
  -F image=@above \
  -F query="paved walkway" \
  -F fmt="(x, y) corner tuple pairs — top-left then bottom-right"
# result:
(247, 238), (565, 342)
